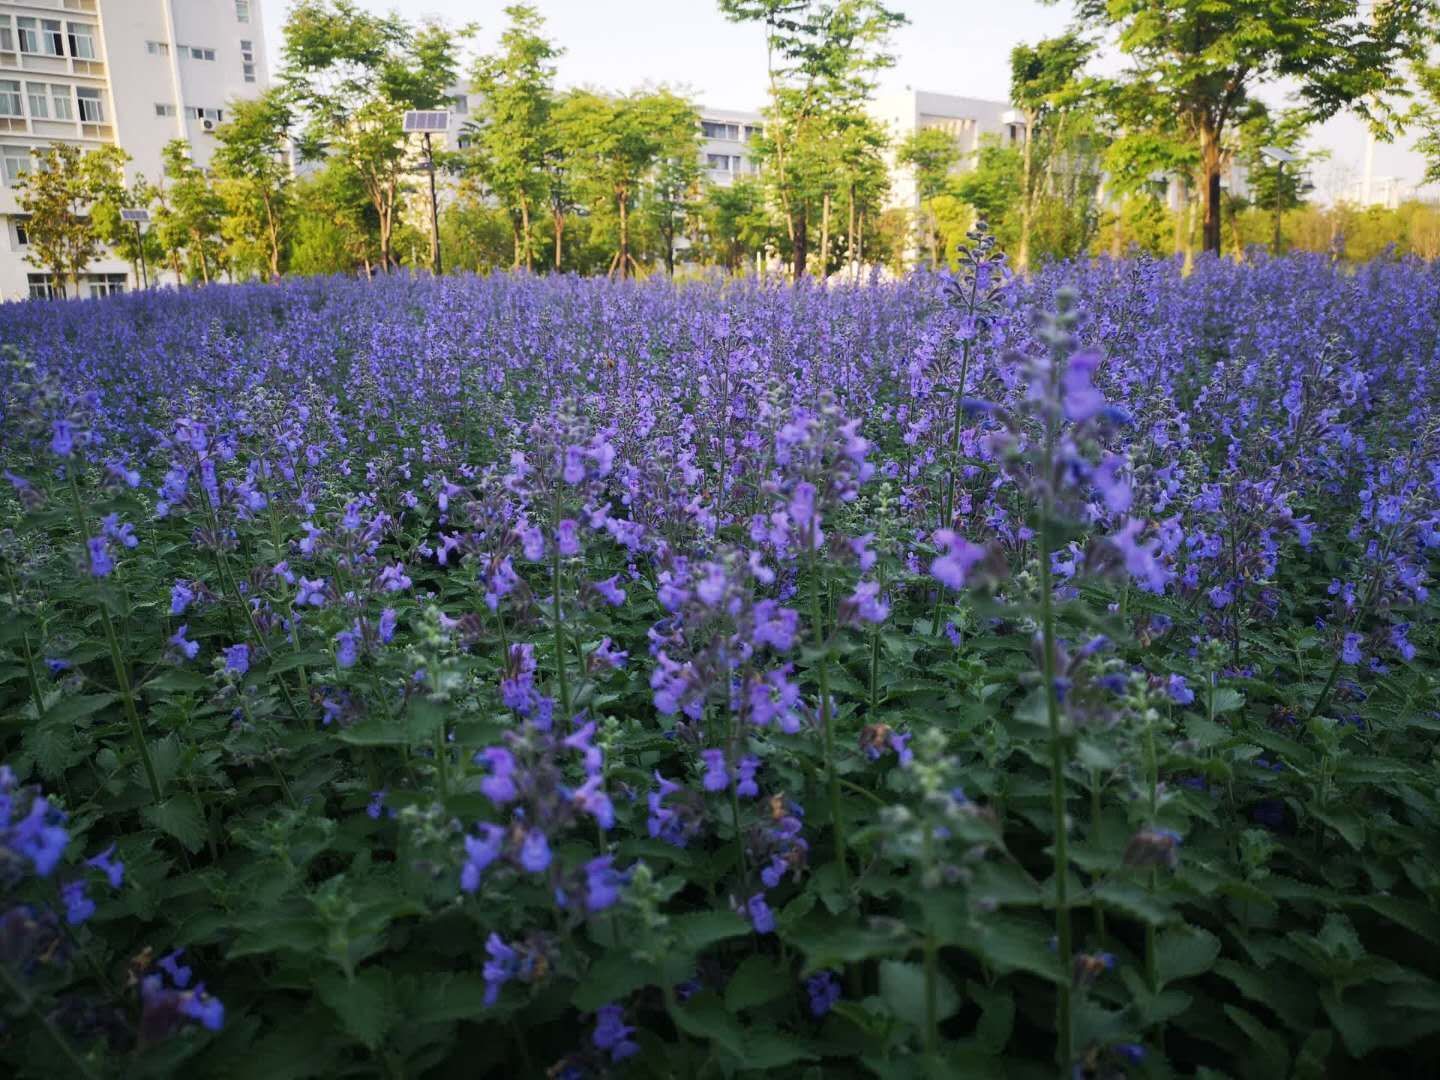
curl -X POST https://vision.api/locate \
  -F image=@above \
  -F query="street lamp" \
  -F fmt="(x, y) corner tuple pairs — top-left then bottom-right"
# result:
(403, 110), (451, 276)
(119, 207), (151, 288)
(1259, 146), (1297, 256)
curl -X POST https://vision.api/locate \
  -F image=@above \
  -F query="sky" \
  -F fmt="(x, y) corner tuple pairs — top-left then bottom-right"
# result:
(258, 0), (1437, 204)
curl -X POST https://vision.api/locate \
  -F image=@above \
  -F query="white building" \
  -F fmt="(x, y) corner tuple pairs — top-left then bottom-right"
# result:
(873, 89), (1024, 213)
(700, 107), (763, 187)
(0, 0), (270, 301)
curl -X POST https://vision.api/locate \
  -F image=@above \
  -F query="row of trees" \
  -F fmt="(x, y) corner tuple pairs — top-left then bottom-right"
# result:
(15, 0), (1440, 294)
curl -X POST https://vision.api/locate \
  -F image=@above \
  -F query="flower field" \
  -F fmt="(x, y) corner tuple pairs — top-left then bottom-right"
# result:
(3, 245), (1440, 1078)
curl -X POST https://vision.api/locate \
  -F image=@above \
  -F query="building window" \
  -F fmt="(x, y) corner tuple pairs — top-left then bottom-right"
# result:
(76, 87), (104, 123)
(188, 46), (216, 62)
(50, 85), (72, 120)
(16, 18), (39, 55)
(240, 40), (256, 83)
(185, 106), (223, 123)
(2, 145), (31, 185)
(41, 19), (64, 57)
(706, 153), (736, 172)
(452, 94), (469, 115)
(744, 125), (760, 141)
(12, 217), (29, 247)
(146, 41), (170, 56)
(155, 102), (176, 117)
(28, 273), (58, 301)
(702, 121), (742, 141)
(87, 273), (127, 298)
(67, 23), (96, 61)
(0, 81), (21, 118)
(25, 83), (47, 119)
(0, 16), (14, 53)
(235, 0), (252, 22)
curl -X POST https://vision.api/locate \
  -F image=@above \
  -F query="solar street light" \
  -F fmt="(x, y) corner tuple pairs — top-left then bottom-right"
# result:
(404, 111), (450, 277)
(120, 207), (151, 288)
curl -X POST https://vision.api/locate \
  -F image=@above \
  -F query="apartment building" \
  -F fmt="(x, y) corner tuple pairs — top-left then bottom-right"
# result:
(873, 89), (1024, 215)
(0, 0), (269, 301)
(700, 107), (763, 187)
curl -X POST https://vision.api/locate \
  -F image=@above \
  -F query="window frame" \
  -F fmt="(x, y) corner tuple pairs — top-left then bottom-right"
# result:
(76, 86), (104, 123)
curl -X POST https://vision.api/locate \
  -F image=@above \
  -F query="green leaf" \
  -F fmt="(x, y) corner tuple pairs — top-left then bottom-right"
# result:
(407, 973), (489, 1024)
(1156, 926), (1221, 988)
(43, 692), (118, 725)
(141, 795), (206, 853)
(317, 968), (394, 1050)
(573, 952), (655, 1012)
(971, 917), (1065, 986)
(670, 910), (751, 952)
(966, 980), (1014, 1054)
(724, 954), (789, 1013)
(1223, 1004), (1290, 1076)
(878, 960), (960, 1025)
(1211, 687), (1245, 714)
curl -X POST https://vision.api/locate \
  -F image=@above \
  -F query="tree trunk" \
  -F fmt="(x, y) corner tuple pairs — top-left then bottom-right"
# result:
(1018, 108), (1035, 274)
(552, 209), (564, 271)
(263, 192), (280, 280)
(617, 190), (630, 280)
(519, 196), (532, 271)
(512, 219), (522, 270)
(791, 207), (807, 280)
(1199, 117), (1222, 255)
(818, 191), (831, 279)
(848, 183), (857, 282)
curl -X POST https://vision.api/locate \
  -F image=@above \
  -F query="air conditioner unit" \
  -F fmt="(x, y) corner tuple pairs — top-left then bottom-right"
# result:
(201, 118), (216, 133)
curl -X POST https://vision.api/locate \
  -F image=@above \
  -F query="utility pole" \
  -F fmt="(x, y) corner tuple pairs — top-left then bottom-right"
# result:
(1259, 147), (1296, 257)
(120, 208), (151, 288)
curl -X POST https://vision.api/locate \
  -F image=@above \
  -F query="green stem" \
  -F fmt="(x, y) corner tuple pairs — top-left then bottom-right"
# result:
(807, 544), (848, 891)
(922, 824), (940, 1058)
(551, 499), (572, 721)
(67, 474), (162, 805)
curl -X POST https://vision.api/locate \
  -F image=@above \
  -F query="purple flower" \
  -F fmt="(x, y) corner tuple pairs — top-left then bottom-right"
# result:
(483, 933), (518, 1006)
(1166, 674), (1195, 706)
(592, 636), (628, 669)
(572, 774), (614, 830)
(377, 563), (411, 592)
(365, 789), (387, 820)
(806, 970), (841, 1017)
(170, 580), (196, 616)
(223, 644), (249, 676)
(556, 519), (581, 557)
(1341, 632), (1363, 666)
(50, 419), (75, 458)
(592, 1004), (639, 1062)
(461, 824), (504, 893)
(159, 949), (192, 989)
(101, 513), (138, 549)
(169, 624), (200, 661)
(931, 529), (987, 590)
(378, 607), (398, 643)
(700, 749), (728, 792)
(735, 755), (760, 798)
(335, 628), (359, 669)
(519, 828), (551, 873)
(584, 855), (626, 912)
(1061, 349), (1105, 422)
(746, 892), (775, 934)
(593, 574), (626, 606)
(86, 536), (113, 577)
(15, 797), (68, 876)
(179, 987), (225, 1030)
(45, 658), (70, 676)
(477, 747), (519, 804)
(61, 880), (95, 925)
(520, 524), (545, 561)
(85, 844), (124, 888)
(845, 579), (890, 624)
(294, 577), (327, 607)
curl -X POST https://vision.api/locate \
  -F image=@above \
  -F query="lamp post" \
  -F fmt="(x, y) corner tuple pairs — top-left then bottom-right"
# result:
(119, 207), (150, 288)
(1259, 146), (1297, 257)
(403, 110), (451, 276)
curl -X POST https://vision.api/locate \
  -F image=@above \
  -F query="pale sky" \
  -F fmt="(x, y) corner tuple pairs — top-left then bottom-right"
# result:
(258, 0), (1438, 204)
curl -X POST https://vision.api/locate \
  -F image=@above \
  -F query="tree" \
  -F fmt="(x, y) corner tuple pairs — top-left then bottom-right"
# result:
(289, 162), (375, 275)
(1068, 0), (1440, 255)
(646, 107), (704, 276)
(15, 143), (127, 297)
(91, 174), (162, 289)
(719, 0), (906, 279)
(213, 89), (294, 280)
(155, 141), (226, 284)
(897, 127), (961, 267)
(1010, 32), (1096, 272)
(468, 4), (561, 271)
(282, 0), (467, 272)
(561, 88), (699, 279)
(700, 176), (772, 271)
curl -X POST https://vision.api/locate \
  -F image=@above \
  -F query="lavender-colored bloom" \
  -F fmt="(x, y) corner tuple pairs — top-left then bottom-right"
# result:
(1341, 632), (1363, 666)
(806, 971), (841, 1017)
(477, 747), (519, 805)
(45, 658), (70, 676)
(170, 580), (196, 615)
(584, 855), (626, 912)
(294, 577), (326, 607)
(223, 643), (250, 676)
(592, 636), (628, 669)
(169, 624), (200, 661)
(931, 529), (986, 590)
(746, 892), (775, 934)
(335, 628), (359, 669)
(15, 797), (68, 876)
(461, 824), (505, 893)
(593, 574), (626, 606)
(61, 880), (95, 925)
(159, 949), (192, 989)
(85, 844), (124, 888)
(700, 749), (728, 792)
(1166, 674), (1195, 706)
(592, 1004), (639, 1062)
(50, 419), (75, 458)
(365, 789), (387, 820)
(377, 563), (411, 592)
(378, 607), (398, 643)
(556, 519), (581, 557)
(519, 828), (551, 873)
(735, 755), (760, 798)
(483, 933), (518, 1006)
(86, 536), (113, 577)
(101, 513), (138, 549)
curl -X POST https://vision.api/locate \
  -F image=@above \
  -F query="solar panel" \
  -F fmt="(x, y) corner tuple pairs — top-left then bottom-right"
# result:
(1259, 146), (1297, 164)
(403, 110), (450, 133)
(120, 208), (151, 223)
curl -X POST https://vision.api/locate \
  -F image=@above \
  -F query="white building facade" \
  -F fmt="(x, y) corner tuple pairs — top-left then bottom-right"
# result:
(873, 89), (1024, 213)
(0, 0), (269, 301)
(700, 107), (763, 187)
